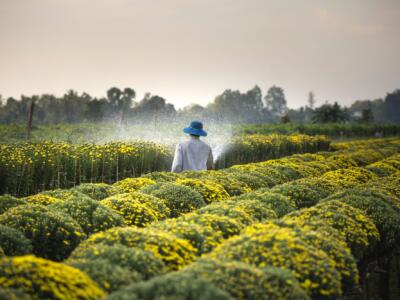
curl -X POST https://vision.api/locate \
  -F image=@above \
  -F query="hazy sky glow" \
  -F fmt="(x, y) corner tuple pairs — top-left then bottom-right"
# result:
(1, 0), (399, 108)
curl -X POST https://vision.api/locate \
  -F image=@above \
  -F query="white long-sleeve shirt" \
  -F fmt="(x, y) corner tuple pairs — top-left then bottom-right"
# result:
(171, 136), (213, 173)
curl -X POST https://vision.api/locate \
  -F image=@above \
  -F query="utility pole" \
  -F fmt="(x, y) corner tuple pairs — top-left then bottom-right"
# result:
(27, 98), (35, 140)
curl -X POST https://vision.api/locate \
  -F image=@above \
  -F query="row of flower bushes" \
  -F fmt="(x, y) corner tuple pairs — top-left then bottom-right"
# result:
(0, 137), (399, 299)
(0, 134), (331, 197)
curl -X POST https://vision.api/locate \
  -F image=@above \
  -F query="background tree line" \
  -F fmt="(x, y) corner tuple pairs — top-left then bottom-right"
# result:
(0, 86), (399, 125)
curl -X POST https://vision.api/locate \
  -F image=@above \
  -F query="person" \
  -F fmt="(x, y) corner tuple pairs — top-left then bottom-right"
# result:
(171, 120), (213, 173)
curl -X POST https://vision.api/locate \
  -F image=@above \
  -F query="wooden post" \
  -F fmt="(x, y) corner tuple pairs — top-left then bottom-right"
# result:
(27, 99), (35, 139)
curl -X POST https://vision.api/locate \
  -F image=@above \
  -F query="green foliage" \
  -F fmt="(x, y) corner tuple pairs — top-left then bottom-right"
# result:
(195, 203), (255, 225)
(181, 213), (245, 239)
(180, 259), (309, 300)
(234, 191), (296, 217)
(140, 183), (205, 217)
(0, 255), (105, 300)
(66, 259), (142, 293)
(49, 195), (124, 235)
(0, 225), (33, 256)
(0, 205), (85, 261)
(104, 271), (233, 300)
(0, 287), (32, 300)
(151, 219), (224, 254)
(270, 182), (323, 208)
(71, 183), (121, 200)
(69, 243), (166, 279)
(100, 194), (160, 227)
(210, 226), (342, 299)
(0, 195), (27, 214)
(74, 227), (197, 271)
(323, 189), (400, 253)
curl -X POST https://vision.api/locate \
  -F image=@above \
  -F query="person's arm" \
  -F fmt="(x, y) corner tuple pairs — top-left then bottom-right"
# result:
(207, 148), (214, 170)
(171, 144), (183, 173)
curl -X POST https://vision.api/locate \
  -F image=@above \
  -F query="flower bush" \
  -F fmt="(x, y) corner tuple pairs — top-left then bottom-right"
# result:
(0, 225), (33, 256)
(0, 195), (27, 214)
(113, 178), (156, 193)
(246, 221), (359, 291)
(175, 178), (229, 204)
(210, 226), (342, 299)
(196, 203), (255, 225)
(49, 195), (124, 235)
(140, 183), (205, 217)
(41, 189), (91, 201)
(197, 171), (252, 196)
(22, 194), (62, 206)
(104, 271), (233, 300)
(180, 259), (309, 300)
(322, 188), (400, 253)
(285, 201), (380, 260)
(66, 258), (142, 293)
(182, 213), (245, 240)
(151, 219), (224, 254)
(0, 205), (85, 261)
(100, 194), (160, 227)
(270, 182), (323, 208)
(141, 171), (182, 182)
(74, 227), (197, 270)
(320, 167), (378, 189)
(366, 161), (398, 177)
(0, 255), (105, 300)
(71, 183), (121, 200)
(233, 190), (296, 217)
(68, 243), (166, 279)
(0, 287), (32, 300)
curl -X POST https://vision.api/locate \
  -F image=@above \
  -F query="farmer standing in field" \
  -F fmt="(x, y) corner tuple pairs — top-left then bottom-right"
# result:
(171, 120), (213, 173)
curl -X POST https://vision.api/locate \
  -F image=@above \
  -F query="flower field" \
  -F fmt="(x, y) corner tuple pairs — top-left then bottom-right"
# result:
(0, 137), (400, 299)
(0, 134), (330, 197)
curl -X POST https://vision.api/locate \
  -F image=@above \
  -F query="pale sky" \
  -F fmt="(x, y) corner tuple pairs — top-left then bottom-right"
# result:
(0, 0), (399, 108)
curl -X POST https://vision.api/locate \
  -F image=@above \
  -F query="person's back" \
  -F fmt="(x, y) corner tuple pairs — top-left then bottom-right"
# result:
(171, 121), (213, 173)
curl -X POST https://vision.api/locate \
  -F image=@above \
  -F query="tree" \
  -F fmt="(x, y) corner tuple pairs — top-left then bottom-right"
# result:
(359, 108), (374, 123)
(384, 89), (400, 123)
(264, 86), (287, 115)
(106, 87), (136, 124)
(85, 99), (107, 122)
(307, 91), (316, 109)
(312, 102), (349, 123)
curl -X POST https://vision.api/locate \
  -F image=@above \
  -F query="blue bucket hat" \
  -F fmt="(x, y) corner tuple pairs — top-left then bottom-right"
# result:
(183, 120), (207, 137)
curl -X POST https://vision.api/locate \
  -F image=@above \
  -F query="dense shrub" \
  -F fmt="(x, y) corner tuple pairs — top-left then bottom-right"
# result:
(223, 172), (267, 190)
(180, 259), (309, 300)
(246, 221), (359, 291)
(0, 255), (105, 300)
(41, 189), (92, 201)
(128, 192), (170, 220)
(74, 227), (197, 270)
(49, 195), (124, 235)
(67, 259), (142, 293)
(211, 226), (342, 299)
(0, 205), (85, 261)
(140, 183), (205, 217)
(100, 194), (160, 227)
(182, 213), (245, 239)
(22, 194), (62, 206)
(175, 178), (230, 204)
(69, 243), (166, 279)
(0, 225), (33, 256)
(366, 162), (398, 177)
(200, 171), (251, 196)
(233, 191), (296, 217)
(0, 287), (31, 300)
(0, 195), (27, 214)
(321, 167), (378, 189)
(285, 201), (380, 260)
(113, 178), (156, 193)
(141, 171), (182, 182)
(270, 182), (322, 208)
(104, 271), (233, 300)
(71, 183), (121, 200)
(196, 203), (256, 225)
(323, 189), (400, 252)
(151, 219), (224, 254)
